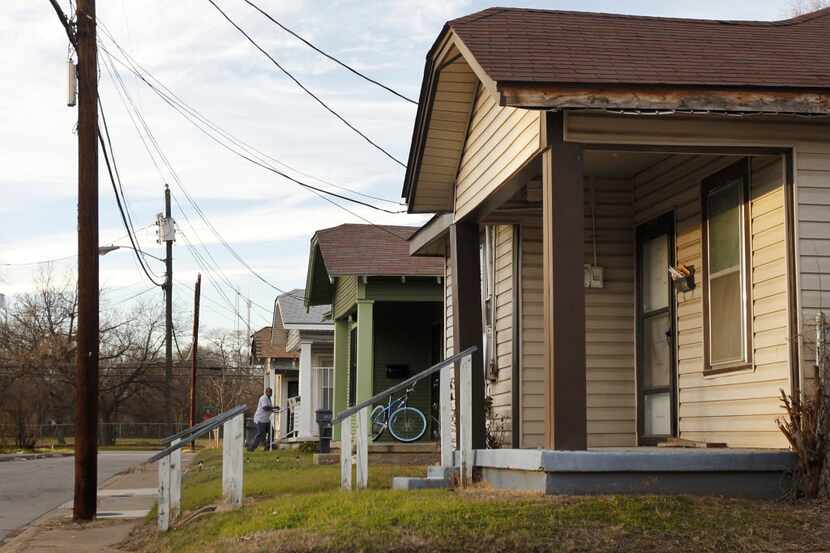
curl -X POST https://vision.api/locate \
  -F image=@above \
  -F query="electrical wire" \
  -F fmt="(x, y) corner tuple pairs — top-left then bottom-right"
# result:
(205, 0), (407, 168)
(96, 25), (404, 207)
(239, 0), (418, 105)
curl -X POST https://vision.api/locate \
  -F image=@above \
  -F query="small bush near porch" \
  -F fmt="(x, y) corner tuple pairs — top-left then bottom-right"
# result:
(128, 449), (829, 553)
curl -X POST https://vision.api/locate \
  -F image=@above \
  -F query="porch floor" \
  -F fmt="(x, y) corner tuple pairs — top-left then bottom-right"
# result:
(473, 447), (795, 498)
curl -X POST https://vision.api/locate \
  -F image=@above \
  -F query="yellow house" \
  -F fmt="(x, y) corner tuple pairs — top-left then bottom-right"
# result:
(403, 6), (830, 460)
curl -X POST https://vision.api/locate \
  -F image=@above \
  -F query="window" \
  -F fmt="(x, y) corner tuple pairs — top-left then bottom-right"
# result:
(480, 226), (497, 381)
(703, 160), (752, 372)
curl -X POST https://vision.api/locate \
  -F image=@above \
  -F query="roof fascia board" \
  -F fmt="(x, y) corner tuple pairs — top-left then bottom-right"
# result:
(447, 30), (498, 100)
(282, 322), (334, 331)
(409, 213), (453, 257)
(497, 82), (830, 114)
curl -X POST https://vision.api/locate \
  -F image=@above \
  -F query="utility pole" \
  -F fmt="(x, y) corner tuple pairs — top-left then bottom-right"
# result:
(190, 273), (201, 451)
(74, 0), (99, 522)
(159, 185), (175, 432)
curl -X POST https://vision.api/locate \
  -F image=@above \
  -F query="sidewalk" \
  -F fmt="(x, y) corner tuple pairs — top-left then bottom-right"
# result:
(0, 453), (188, 553)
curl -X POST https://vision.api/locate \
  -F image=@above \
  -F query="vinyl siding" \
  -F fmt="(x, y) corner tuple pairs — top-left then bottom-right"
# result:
(585, 178), (637, 447)
(490, 224), (514, 446)
(413, 48), (478, 212)
(567, 112), (830, 403)
(455, 87), (541, 220)
(520, 223), (545, 447)
(333, 276), (358, 320)
(632, 152), (791, 448)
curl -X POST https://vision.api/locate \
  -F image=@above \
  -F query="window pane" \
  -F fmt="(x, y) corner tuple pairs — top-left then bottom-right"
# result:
(710, 271), (743, 363)
(708, 181), (741, 274)
(644, 392), (671, 436)
(641, 235), (668, 312)
(642, 313), (671, 388)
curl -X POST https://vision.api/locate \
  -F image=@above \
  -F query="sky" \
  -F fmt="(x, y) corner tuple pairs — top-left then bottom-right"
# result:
(0, 0), (801, 334)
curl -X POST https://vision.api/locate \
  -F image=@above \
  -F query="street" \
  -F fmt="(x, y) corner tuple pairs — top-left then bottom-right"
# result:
(0, 452), (153, 542)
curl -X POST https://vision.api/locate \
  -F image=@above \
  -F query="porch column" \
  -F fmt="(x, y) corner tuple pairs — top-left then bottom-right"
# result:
(332, 317), (349, 441)
(278, 374), (288, 439)
(355, 300), (374, 403)
(449, 222), (486, 450)
(542, 111), (587, 450)
(298, 340), (314, 438)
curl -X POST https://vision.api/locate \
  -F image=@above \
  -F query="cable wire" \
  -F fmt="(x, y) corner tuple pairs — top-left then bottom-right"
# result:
(239, 0), (418, 105)
(205, 0), (407, 168)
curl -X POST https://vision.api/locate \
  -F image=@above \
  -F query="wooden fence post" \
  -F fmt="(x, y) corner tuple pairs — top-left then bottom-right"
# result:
(170, 438), (182, 521)
(340, 414), (353, 490)
(459, 353), (474, 487)
(440, 361), (453, 469)
(157, 455), (171, 531)
(356, 406), (369, 489)
(222, 414), (244, 508)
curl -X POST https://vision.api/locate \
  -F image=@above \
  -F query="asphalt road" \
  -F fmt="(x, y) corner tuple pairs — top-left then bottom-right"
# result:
(0, 452), (154, 542)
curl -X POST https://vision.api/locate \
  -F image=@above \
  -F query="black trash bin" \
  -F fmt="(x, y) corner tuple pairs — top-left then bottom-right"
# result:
(243, 417), (257, 447)
(315, 409), (332, 453)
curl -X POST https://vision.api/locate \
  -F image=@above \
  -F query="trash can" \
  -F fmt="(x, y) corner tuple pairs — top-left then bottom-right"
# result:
(315, 409), (333, 453)
(243, 417), (257, 447)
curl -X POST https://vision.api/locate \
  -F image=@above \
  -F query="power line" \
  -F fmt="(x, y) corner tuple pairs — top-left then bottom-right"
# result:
(205, 0), (407, 168)
(96, 22), (404, 207)
(239, 0), (418, 105)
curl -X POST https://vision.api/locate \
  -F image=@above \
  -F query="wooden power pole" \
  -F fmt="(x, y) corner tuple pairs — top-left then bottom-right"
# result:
(74, 0), (99, 522)
(163, 184), (174, 431)
(190, 273), (201, 450)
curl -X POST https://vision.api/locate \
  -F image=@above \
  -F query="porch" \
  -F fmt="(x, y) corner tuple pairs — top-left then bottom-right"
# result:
(472, 447), (794, 498)
(411, 112), (803, 453)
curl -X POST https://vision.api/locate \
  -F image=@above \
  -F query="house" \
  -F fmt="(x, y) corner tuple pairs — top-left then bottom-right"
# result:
(399, 7), (829, 494)
(250, 326), (298, 374)
(270, 289), (333, 442)
(304, 224), (444, 442)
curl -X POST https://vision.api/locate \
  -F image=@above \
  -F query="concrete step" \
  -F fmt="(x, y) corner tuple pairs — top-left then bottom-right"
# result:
(392, 476), (450, 490)
(427, 465), (454, 480)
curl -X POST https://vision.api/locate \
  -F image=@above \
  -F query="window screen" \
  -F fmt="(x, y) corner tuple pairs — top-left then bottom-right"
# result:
(706, 176), (748, 367)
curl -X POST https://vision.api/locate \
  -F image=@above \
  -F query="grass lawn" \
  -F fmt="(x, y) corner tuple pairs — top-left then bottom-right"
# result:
(128, 449), (830, 553)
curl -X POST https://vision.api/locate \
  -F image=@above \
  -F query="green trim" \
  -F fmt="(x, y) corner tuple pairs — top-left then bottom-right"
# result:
(365, 278), (443, 302)
(356, 300), (374, 403)
(332, 317), (349, 441)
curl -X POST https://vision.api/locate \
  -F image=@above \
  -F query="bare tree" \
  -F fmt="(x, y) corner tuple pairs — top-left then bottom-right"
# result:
(790, 0), (830, 16)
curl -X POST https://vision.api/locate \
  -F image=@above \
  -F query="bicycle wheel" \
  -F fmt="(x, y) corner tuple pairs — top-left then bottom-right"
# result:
(388, 407), (427, 442)
(369, 405), (387, 440)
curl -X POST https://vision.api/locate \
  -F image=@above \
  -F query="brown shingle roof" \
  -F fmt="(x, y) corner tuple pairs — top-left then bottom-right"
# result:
(315, 224), (444, 277)
(448, 7), (830, 89)
(252, 326), (298, 360)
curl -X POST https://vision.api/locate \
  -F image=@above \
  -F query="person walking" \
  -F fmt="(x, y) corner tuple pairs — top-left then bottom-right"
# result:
(248, 387), (277, 451)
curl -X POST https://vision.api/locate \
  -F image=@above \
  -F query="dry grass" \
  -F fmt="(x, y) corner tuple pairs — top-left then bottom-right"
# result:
(127, 449), (830, 553)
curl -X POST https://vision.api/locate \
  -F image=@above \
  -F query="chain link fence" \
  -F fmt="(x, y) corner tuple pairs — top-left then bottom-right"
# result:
(0, 422), (187, 449)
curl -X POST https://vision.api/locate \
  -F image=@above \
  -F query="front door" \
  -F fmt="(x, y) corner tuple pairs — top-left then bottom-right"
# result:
(636, 213), (677, 444)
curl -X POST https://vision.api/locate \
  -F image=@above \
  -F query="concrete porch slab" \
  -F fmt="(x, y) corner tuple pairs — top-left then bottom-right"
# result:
(473, 448), (796, 499)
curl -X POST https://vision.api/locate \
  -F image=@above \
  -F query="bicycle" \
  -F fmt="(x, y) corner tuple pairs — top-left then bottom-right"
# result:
(370, 386), (427, 442)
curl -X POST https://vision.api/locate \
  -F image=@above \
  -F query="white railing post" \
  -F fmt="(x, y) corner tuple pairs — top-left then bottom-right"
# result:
(356, 406), (369, 489)
(440, 360), (453, 469)
(458, 353), (473, 487)
(157, 455), (171, 531)
(170, 438), (182, 521)
(340, 414), (353, 490)
(222, 413), (244, 508)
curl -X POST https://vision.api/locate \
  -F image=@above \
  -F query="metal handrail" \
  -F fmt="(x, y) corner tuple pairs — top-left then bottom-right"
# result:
(147, 404), (247, 463)
(160, 416), (216, 445)
(331, 346), (477, 425)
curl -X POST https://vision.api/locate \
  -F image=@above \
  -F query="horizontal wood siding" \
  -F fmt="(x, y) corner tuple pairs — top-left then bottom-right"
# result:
(491, 224), (514, 446)
(633, 152), (791, 448)
(455, 87), (541, 220)
(585, 178), (637, 447)
(520, 224), (544, 447)
(333, 276), (358, 320)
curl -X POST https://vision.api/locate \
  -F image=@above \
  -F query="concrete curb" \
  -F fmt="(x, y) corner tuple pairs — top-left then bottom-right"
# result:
(0, 453), (72, 463)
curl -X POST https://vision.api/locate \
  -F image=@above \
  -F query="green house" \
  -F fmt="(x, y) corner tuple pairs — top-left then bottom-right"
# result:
(304, 224), (444, 442)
